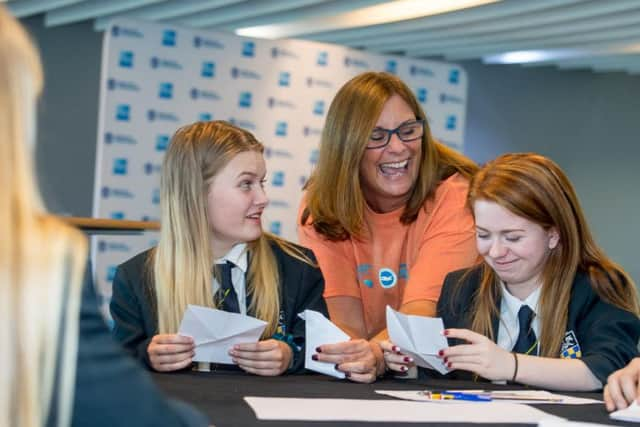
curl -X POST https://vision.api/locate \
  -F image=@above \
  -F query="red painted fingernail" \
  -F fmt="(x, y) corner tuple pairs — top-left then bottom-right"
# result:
(312, 354), (318, 361)
(444, 357), (448, 364)
(401, 365), (407, 372)
(447, 362), (452, 368)
(392, 345), (400, 352)
(334, 364), (340, 371)
(345, 372), (351, 378)
(403, 356), (411, 363)
(443, 330), (449, 336)
(438, 350), (444, 357)
(315, 347), (322, 353)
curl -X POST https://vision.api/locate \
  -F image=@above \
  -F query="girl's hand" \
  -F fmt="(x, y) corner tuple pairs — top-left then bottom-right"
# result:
(147, 334), (195, 372)
(380, 340), (414, 375)
(230, 339), (293, 376)
(439, 328), (514, 381)
(314, 339), (382, 383)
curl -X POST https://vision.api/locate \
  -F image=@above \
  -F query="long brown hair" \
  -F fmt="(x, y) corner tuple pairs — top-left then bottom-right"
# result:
(0, 6), (87, 426)
(467, 153), (639, 357)
(153, 120), (310, 337)
(301, 71), (477, 241)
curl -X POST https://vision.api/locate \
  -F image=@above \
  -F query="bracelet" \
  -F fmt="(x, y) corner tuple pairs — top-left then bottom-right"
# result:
(511, 352), (519, 383)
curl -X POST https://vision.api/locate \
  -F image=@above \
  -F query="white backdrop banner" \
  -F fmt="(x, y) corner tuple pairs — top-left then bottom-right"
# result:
(92, 19), (468, 320)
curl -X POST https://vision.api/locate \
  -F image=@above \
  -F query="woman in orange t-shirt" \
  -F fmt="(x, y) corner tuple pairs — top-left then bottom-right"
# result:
(298, 72), (479, 383)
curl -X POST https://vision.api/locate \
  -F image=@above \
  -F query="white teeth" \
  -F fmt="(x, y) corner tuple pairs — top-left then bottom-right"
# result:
(381, 160), (408, 168)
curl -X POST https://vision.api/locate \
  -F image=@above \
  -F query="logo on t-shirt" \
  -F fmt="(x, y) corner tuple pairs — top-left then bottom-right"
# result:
(560, 330), (582, 359)
(378, 268), (397, 289)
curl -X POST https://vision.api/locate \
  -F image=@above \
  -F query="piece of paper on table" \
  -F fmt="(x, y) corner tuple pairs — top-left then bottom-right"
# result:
(244, 397), (564, 423)
(539, 421), (617, 427)
(386, 306), (449, 374)
(375, 390), (601, 405)
(611, 400), (640, 422)
(178, 304), (267, 364)
(299, 309), (350, 378)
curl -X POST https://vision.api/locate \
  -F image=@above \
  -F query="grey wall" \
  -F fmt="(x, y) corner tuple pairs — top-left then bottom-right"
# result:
(21, 15), (640, 284)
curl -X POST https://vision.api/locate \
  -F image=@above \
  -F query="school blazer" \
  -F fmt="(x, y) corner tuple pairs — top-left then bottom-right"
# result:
(436, 266), (640, 384)
(47, 265), (208, 427)
(110, 242), (328, 374)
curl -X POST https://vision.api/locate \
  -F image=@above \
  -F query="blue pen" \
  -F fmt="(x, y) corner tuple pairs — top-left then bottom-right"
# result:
(426, 391), (492, 402)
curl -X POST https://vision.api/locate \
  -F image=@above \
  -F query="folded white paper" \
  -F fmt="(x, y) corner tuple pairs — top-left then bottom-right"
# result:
(611, 400), (640, 423)
(385, 306), (449, 374)
(178, 304), (267, 364)
(299, 310), (350, 379)
(376, 390), (601, 405)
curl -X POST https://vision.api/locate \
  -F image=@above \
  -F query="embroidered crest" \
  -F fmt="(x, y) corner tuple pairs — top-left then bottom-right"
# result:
(560, 330), (582, 359)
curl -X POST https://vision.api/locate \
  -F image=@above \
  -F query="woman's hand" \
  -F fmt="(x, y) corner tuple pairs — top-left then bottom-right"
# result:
(380, 340), (414, 375)
(604, 358), (640, 411)
(147, 334), (195, 372)
(230, 339), (293, 376)
(439, 328), (514, 381)
(313, 339), (383, 383)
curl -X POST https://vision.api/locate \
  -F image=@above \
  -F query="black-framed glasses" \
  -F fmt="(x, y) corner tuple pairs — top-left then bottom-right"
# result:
(366, 119), (425, 149)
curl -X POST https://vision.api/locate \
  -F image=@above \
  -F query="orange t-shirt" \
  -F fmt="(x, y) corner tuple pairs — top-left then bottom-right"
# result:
(298, 173), (478, 338)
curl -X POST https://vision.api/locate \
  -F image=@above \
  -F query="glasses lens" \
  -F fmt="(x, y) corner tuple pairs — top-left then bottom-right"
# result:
(368, 129), (389, 148)
(397, 121), (423, 141)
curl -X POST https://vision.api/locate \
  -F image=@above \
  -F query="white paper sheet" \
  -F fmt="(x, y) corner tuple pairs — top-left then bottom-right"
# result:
(375, 390), (602, 405)
(299, 309), (350, 378)
(244, 397), (565, 423)
(385, 306), (449, 374)
(611, 400), (640, 422)
(539, 421), (616, 427)
(178, 304), (266, 364)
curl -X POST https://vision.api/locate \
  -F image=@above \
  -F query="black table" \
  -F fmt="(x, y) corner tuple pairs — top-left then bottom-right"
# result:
(153, 371), (633, 426)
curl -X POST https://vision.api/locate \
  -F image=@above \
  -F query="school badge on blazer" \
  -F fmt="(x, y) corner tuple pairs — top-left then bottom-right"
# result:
(560, 330), (582, 359)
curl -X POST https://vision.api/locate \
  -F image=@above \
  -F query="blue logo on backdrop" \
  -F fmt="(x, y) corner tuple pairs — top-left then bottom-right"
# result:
(264, 147), (293, 159)
(144, 162), (162, 175)
(110, 211), (125, 220)
(106, 265), (117, 282)
(303, 126), (322, 137)
(440, 93), (464, 104)
(150, 56), (183, 70)
(239, 92), (252, 108)
(190, 87), (222, 101)
(269, 221), (282, 235)
(270, 200), (289, 208)
(107, 78), (140, 92)
(147, 109), (179, 122)
(278, 71), (291, 86)
(242, 41), (255, 57)
(268, 97), (296, 110)
(379, 268), (397, 289)
(271, 47), (299, 59)
(344, 56), (369, 68)
(115, 104), (130, 121)
(152, 188), (160, 205)
(227, 117), (257, 130)
(446, 115), (457, 130)
(112, 158), (128, 175)
(141, 215), (159, 222)
(98, 240), (131, 253)
(199, 112), (213, 121)
(449, 69), (460, 84)
(162, 29), (177, 46)
(306, 77), (333, 88)
(105, 132), (136, 145)
(101, 186), (134, 199)
(201, 61), (215, 78)
(158, 82), (173, 99)
(119, 50), (134, 68)
(309, 149), (319, 165)
(110, 25), (143, 39)
(155, 134), (169, 151)
(416, 88), (428, 103)
(410, 64), (435, 77)
(312, 100), (324, 115)
(317, 51), (328, 66)
(385, 60), (397, 74)
(230, 67), (261, 80)
(275, 121), (288, 136)
(272, 171), (285, 187)
(193, 35), (224, 49)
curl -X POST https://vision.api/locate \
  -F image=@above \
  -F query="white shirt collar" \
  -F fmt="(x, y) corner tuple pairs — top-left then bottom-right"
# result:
(500, 282), (541, 317)
(214, 243), (248, 273)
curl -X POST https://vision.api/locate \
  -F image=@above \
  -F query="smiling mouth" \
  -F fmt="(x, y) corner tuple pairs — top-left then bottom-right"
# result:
(246, 212), (262, 220)
(494, 259), (518, 267)
(379, 159), (409, 176)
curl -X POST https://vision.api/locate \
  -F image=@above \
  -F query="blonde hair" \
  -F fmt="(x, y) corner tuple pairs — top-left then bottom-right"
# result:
(153, 121), (310, 337)
(301, 71), (478, 240)
(0, 6), (87, 427)
(466, 153), (639, 357)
